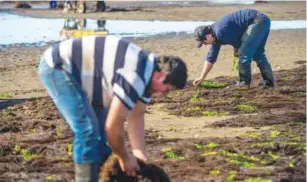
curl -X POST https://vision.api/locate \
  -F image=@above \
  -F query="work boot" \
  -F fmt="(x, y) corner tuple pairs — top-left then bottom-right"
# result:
(258, 80), (274, 89)
(234, 81), (250, 90)
(258, 62), (275, 88)
(238, 63), (252, 86)
(226, 81), (250, 90)
(75, 163), (100, 182)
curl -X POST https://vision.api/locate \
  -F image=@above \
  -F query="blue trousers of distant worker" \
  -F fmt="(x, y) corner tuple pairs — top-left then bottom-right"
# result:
(238, 13), (275, 87)
(38, 58), (112, 165)
(49, 1), (57, 9)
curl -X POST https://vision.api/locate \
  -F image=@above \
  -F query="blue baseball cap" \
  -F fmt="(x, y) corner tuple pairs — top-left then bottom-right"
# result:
(194, 25), (211, 48)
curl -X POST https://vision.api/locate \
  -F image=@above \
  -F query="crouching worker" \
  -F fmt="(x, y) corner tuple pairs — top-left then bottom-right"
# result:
(193, 9), (275, 88)
(38, 35), (187, 182)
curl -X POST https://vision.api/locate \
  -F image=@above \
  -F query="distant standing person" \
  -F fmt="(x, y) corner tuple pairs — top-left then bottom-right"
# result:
(193, 9), (274, 88)
(49, 1), (57, 9)
(38, 35), (187, 182)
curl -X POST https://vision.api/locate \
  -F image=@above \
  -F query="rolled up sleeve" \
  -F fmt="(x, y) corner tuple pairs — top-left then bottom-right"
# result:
(206, 44), (221, 63)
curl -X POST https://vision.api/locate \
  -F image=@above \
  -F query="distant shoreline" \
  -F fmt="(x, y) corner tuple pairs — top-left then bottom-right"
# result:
(0, 1), (305, 21)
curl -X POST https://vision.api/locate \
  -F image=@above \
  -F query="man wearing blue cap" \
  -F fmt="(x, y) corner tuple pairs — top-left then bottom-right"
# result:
(193, 9), (275, 88)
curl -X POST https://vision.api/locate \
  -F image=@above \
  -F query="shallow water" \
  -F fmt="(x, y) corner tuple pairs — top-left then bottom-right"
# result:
(0, 12), (306, 47)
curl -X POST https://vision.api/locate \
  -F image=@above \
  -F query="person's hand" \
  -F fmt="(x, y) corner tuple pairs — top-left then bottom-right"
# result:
(233, 48), (239, 57)
(193, 77), (204, 87)
(118, 155), (140, 177)
(133, 150), (148, 164)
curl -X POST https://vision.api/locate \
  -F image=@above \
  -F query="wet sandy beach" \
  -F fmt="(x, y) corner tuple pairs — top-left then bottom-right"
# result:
(0, 29), (305, 99)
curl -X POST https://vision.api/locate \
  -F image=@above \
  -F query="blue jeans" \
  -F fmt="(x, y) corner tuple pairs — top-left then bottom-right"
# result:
(49, 1), (57, 9)
(238, 13), (274, 86)
(38, 58), (111, 164)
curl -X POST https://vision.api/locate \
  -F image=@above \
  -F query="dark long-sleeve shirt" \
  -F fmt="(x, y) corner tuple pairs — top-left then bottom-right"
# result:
(206, 9), (259, 63)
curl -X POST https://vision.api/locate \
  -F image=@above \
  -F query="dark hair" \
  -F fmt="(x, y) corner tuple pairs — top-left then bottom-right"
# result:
(156, 56), (187, 89)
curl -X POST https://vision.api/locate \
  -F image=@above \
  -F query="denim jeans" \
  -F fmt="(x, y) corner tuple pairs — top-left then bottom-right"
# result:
(38, 58), (111, 164)
(238, 13), (274, 86)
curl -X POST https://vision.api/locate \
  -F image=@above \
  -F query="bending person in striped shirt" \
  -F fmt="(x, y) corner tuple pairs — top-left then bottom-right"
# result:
(38, 35), (187, 182)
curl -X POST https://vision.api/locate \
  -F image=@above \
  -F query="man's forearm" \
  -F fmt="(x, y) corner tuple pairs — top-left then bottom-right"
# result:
(200, 61), (214, 79)
(106, 119), (129, 160)
(127, 101), (146, 153)
(128, 113), (145, 153)
(105, 96), (130, 160)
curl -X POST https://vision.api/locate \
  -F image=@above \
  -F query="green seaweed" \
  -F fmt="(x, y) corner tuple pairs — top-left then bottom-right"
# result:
(236, 104), (256, 112)
(14, 144), (39, 161)
(269, 130), (281, 138)
(206, 142), (220, 148)
(227, 170), (238, 181)
(284, 131), (302, 139)
(288, 160), (295, 168)
(202, 111), (229, 116)
(221, 150), (260, 167)
(194, 142), (220, 149)
(279, 141), (306, 150)
(260, 160), (269, 165)
(169, 91), (183, 97)
(14, 144), (21, 152)
(201, 151), (218, 156)
(265, 169), (272, 175)
(281, 76), (292, 81)
(55, 156), (70, 161)
(45, 176), (55, 181)
(232, 56), (239, 72)
(194, 143), (205, 149)
(21, 149), (39, 161)
(210, 169), (221, 176)
(162, 148), (184, 160)
(221, 150), (260, 162)
(56, 126), (65, 137)
(199, 81), (228, 88)
(268, 151), (280, 160)
(0, 92), (13, 99)
(190, 90), (200, 103)
(292, 91), (306, 96)
(226, 158), (255, 167)
(67, 143), (73, 156)
(244, 177), (272, 182)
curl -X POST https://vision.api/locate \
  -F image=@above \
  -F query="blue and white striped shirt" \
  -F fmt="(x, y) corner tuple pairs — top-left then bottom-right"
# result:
(42, 35), (156, 109)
